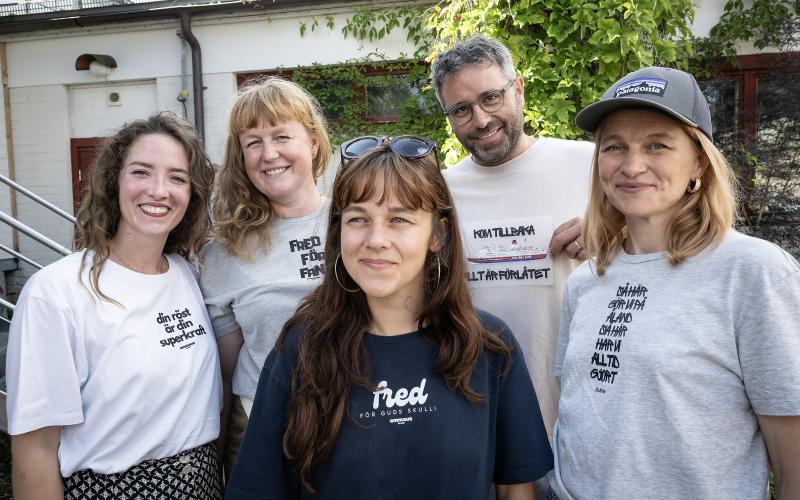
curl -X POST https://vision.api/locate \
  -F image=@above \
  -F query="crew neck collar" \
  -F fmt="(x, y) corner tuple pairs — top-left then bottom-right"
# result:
(466, 136), (544, 176)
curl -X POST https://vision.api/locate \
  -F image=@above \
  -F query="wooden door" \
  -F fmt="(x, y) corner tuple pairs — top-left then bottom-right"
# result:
(70, 137), (104, 213)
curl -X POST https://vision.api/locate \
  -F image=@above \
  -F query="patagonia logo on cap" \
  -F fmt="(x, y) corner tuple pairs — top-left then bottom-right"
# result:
(614, 78), (668, 98)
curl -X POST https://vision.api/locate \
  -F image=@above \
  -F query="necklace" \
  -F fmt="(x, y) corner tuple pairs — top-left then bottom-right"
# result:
(110, 246), (167, 275)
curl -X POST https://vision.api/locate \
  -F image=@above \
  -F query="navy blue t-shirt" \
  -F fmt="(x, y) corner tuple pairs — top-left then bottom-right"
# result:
(227, 310), (553, 500)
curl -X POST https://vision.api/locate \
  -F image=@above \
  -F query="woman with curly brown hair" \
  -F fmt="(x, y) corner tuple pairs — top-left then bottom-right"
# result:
(227, 137), (554, 500)
(7, 112), (222, 499)
(199, 77), (332, 477)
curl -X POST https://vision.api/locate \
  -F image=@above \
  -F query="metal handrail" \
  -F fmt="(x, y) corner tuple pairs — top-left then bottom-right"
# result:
(0, 243), (43, 269)
(0, 174), (76, 224)
(0, 296), (14, 312)
(0, 211), (71, 256)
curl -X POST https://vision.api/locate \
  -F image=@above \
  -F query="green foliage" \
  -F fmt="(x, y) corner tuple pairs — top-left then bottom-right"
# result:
(285, 57), (447, 150)
(293, 5), (446, 152)
(693, 0), (799, 70)
(425, 0), (696, 149)
(340, 5), (433, 57)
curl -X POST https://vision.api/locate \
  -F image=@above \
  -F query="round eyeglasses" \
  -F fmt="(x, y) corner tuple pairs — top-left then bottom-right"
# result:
(442, 79), (515, 125)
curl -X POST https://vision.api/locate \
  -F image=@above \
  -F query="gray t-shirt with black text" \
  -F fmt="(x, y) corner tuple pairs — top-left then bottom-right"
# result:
(551, 230), (800, 500)
(200, 203), (327, 399)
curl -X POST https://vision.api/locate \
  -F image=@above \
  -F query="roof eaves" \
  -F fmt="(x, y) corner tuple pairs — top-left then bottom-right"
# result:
(0, 0), (354, 34)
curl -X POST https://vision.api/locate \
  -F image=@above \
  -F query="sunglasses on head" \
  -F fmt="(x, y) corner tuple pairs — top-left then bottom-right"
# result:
(339, 135), (440, 169)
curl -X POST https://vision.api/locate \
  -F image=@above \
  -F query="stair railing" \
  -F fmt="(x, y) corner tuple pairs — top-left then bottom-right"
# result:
(0, 174), (76, 432)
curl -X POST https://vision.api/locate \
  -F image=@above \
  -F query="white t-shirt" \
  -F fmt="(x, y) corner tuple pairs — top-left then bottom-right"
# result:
(444, 137), (593, 434)
(552, 231), (800, 499)
(6, 251), (222, 477)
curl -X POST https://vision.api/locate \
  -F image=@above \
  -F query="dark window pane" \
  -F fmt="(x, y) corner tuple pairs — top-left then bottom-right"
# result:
(747, 72), (800, 257)
(756, 73), (800, 177)
(304, 79), (351, 121)
(366, 74), (433, 121)
(757, 73), (800, 142)
(700, 78), (739, 141)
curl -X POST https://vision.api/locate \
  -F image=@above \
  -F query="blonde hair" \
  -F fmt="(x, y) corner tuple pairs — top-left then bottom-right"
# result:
(212, 76), (331, 258)
(584, 121), (738, 275)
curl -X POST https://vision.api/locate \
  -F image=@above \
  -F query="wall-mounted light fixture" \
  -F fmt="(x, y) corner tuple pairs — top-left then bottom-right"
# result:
(75, 54), (117, 77)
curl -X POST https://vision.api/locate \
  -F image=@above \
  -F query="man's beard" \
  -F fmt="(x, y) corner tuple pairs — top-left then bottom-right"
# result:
(458, 112), (524, 166)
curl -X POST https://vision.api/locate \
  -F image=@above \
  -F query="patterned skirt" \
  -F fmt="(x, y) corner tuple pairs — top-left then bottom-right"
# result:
(63, 442), (221, 500)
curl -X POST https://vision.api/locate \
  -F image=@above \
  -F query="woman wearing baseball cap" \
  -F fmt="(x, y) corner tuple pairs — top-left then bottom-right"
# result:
(550, 67), (800, 499)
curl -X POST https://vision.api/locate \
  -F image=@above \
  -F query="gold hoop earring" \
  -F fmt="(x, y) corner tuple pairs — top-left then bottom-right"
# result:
(687, 177), (702, 193)
(334, 252), (360, 293)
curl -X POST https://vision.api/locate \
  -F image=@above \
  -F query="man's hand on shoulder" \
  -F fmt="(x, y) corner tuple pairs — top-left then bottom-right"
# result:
(549, 217), (586, 261)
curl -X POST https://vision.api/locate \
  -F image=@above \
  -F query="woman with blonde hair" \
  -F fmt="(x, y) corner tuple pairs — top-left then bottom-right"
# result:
(227, 137), (553, 499)
(550, 67), (800, 499)
(7, 112), (221, 499)
(200, 76), (332, 476)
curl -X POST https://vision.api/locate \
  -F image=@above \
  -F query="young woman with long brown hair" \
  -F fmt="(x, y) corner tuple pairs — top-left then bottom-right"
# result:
(227, 137), (553, 500)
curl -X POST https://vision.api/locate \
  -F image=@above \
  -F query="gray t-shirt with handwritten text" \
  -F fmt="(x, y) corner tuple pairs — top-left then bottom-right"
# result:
(551, 230), (800, 500)
(200, 204), (327, 400)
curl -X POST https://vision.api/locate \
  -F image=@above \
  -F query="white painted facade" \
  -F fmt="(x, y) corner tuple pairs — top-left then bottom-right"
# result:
(0, 0), (777, 295)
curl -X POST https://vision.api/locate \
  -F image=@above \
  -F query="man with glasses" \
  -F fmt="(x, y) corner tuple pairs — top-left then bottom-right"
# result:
(432, 34), (593, 441)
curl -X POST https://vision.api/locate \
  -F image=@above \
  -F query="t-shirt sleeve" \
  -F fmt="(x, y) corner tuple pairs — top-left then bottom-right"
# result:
(6, 293), (85, 435)
(493, 325), (555, 484)
(736, 270), (800, 415)
(203, 296), (240, 338)
(554, 280), (574, 377)
(199, 251), (241, 338)
(226, 331), (301, 499)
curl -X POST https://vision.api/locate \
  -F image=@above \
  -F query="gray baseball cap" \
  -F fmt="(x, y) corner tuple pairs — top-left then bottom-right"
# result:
(575, 66), (713, 140)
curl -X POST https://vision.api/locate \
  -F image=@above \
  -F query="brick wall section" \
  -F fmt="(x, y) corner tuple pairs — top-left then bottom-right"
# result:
(201, 72), (236, 166)
(0, 77), (12, 251)
(0, 75), (14, 307)
(6, 84), (73, 298)
(156, 72), (234, 166)
(156, 76), (186, 120)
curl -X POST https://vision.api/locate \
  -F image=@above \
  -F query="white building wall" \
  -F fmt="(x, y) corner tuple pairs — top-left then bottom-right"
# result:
(0, 61), (12, 254)
(5, 26), (184, 88)
(194, 9), (413, 73)
(2, 3), (414, 88)
(8, 84), (73, 291)
(69, 80), (158, 138)
(693, 0), (727, 38)
(155, 76), (189, 123)
(201, 72), (237, 167)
